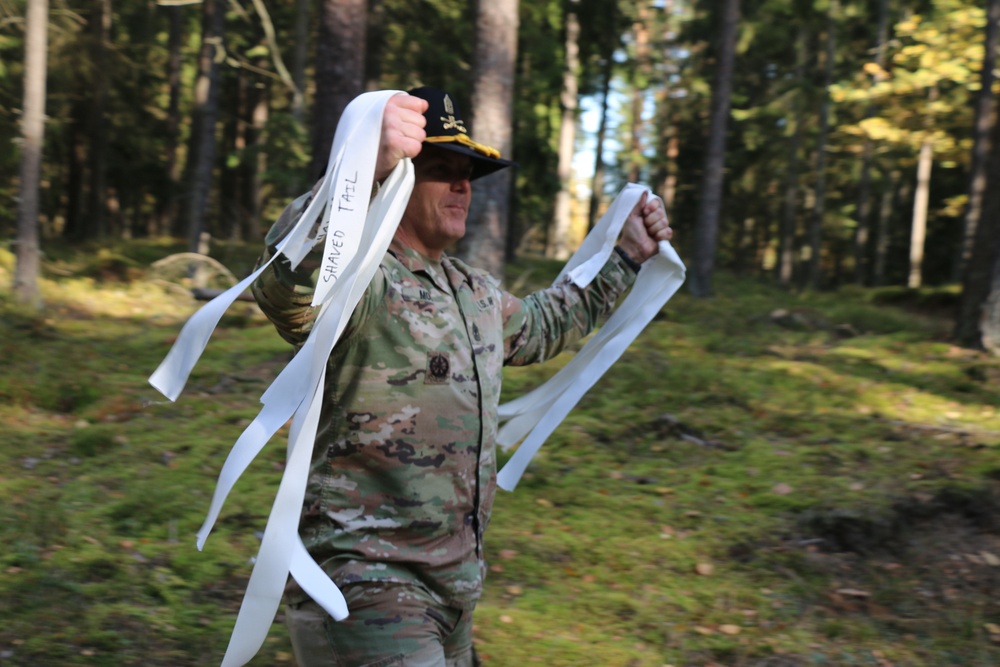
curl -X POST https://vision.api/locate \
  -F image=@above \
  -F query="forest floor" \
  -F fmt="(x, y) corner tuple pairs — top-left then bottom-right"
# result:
(1, 240), (999, 667)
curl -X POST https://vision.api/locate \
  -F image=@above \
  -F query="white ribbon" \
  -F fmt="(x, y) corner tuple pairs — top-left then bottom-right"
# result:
(495, 184), (686, 491)
(148, 92), (684, 666)
(217, 162), (416, 667)
(149, 90), (413, 667)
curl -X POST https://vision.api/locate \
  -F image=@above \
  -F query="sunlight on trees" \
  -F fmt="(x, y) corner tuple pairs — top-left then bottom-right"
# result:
(0, 0), (997, 345)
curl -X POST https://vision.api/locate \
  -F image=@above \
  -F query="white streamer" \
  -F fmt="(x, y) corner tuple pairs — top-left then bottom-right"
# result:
(496, 186), (686, 491)
(148, 90), (685, 667)
(149, 91), (412, 667)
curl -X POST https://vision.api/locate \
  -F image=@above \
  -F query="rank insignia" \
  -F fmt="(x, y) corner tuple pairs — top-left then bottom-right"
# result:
(426, 352), (451, 384)
(441, 94), (467, 134)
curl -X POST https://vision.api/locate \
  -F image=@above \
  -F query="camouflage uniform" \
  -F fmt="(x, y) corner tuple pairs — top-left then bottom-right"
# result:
(252, 192), (637, 665)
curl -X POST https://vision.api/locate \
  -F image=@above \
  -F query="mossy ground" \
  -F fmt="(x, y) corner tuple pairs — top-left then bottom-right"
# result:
(1, 241), (999, 666)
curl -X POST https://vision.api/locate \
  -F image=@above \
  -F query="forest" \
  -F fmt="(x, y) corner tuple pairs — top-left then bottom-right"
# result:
(3, 0), (1000, 351)
(3, 1), (1000, 666)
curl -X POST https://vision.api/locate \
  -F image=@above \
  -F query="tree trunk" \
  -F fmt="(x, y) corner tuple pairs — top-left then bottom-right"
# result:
(873, 169), (901, 287)
(129, 186), (145, 239)
(661, 118), (679, 215)
(955, 83), (1000, 348)
(627, 2), (651, 184)
(908, 135), (933, 289)
(63, 101), (87, 239)
(778, 32), (807, 288)
(243, 78), (269, 241)
(291, 0), (309, 125)
(853, 143), (875, 283)
(954, 0), (1000, 283)
(547, 0), (580, 261)
(588, 49), (614, 232)
(983, 267), (1000, 355)
(308, 0), (366, 182)
(657, 0), (677, 212)
(182, 0), (226, 252)
(759, 193), (780, 276)
(853, 0), (890, 284)
(162, 4), (184, 237)
(285, 0), (310, 196)
(219, 69), (244, 241)
(84, 0), (111, 239)
(13, 0), (48, 310)
(734, 215), (756, 275)
(805, 2), (837, 290)
(778, 118), (803, 288)
(366, 0), (385, 91)
(458, 0), (519, 280)
(689, 0), (740, 297)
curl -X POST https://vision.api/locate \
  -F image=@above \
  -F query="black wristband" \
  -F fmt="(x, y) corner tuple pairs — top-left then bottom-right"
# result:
(614, 245), (642, 273)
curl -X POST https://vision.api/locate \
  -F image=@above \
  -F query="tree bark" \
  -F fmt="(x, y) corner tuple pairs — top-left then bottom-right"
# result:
(218, 69), (244, 241)
(853, 146), (874, 283)
(366, 0), (385, 91)
(588, 46), (614, 232)
(873, 169), (901, 287)
(853, 0), (890, 284)
(14, 0), (49, 310)
(983, 268), (1000, 355)
(689, 0), (740, 297)
(908, 135), (933, 289)
(547, 0), (580, 261)
(458, 0), (519, 280)
(955, 80), (1000, 348)
(182, 0), (226, 252)
(308, 0), (366, 182)
(63, 101), (87, 239)
(84, 0), (111, 239)
(657, 0), (677, 213)
(954, 0), (1000, 283)
(627, 3), (651, 184)
(243, 78), (269, 241)
(287, 0), (310, 196)
(778, 118), (803, 288)
(778, 31), (807, 288)
(805, 2), (837, 290)
(291, 0), (309, 125)
(162, 4), (184, 237)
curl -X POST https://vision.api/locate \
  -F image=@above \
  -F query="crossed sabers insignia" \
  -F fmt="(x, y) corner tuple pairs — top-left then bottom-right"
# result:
(440, 115), (467, 133)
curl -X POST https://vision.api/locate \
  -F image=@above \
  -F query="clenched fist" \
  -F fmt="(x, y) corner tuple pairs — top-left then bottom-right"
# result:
(375, 94), (429, 182)
(618, 192), (672, 265)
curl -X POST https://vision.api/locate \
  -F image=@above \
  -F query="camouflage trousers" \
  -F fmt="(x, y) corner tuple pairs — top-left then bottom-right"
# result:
(284, 581), (477, 667)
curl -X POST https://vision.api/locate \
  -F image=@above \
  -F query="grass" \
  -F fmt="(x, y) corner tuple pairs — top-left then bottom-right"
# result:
(2, 240), (1000, 666)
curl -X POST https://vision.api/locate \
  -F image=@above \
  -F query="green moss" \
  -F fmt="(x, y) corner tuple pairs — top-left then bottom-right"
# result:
(2, 246), (1000, 665)
(69, 426), (120, 457)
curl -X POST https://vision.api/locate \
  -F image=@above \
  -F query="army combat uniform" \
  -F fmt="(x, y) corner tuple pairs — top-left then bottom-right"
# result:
(252, 192), (638, 666)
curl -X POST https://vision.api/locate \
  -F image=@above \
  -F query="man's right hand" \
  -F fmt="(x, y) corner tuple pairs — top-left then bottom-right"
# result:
(619, 192), (672, 265)
(375, 94), (428, 183)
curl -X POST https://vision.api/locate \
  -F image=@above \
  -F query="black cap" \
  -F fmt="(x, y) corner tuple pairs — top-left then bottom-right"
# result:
(408, 86), (516, 180)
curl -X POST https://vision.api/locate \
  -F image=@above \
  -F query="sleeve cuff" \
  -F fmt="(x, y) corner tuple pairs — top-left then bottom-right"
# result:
(614, 245), (643, 274)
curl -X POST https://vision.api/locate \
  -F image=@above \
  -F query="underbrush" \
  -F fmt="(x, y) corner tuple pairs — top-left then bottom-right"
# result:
(1, 245), (999, 665)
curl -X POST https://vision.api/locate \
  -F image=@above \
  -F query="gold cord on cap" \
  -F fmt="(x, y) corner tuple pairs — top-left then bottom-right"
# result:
(425, 134), (502, 160)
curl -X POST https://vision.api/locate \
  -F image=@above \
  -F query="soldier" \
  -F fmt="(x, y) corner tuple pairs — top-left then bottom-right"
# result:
(251, 87), (672, 667)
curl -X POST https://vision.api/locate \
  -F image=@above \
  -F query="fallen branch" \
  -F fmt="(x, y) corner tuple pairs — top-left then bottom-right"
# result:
(656, 413), (737, 450)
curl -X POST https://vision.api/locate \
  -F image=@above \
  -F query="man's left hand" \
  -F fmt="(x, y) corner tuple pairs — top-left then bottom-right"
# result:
(618, 192), (672, 265)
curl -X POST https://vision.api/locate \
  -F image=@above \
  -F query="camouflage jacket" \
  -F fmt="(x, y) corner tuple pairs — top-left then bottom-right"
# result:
(252, 196), (637, 609)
